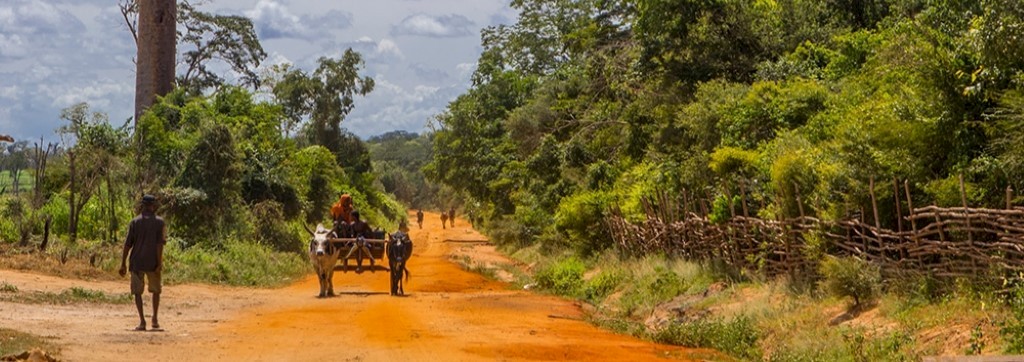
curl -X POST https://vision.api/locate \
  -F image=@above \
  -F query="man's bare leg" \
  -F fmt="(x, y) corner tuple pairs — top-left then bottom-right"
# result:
(134, 294), (146, 330)
(151, 293), (160, 329)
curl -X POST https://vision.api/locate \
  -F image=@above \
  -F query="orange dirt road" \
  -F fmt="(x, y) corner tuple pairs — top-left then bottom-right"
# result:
(0, 212), (713, 361)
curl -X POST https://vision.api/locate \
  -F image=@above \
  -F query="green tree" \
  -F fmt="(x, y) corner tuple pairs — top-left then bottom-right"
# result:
(268, 51), (375, 165)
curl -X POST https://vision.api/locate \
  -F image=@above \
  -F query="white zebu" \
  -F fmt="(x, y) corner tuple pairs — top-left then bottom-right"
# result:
(307, 224), (340, 297)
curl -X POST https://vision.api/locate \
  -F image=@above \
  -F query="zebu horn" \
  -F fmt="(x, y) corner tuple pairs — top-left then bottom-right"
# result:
(302, 224), (315, 236)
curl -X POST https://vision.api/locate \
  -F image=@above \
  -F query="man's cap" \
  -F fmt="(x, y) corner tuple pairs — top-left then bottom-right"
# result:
(141, 194), (157, 204)
(351, 210), (360, 219)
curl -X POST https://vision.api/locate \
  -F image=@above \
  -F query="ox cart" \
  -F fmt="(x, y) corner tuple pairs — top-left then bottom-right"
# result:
(328, 230), (387, 271)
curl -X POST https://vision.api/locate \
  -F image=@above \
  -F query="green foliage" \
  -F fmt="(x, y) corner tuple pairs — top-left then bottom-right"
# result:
(250, 201), (299, 253)
(709, 146), (759, 176)
(164, 237), (308, 287)
(708, 194), (738, 224)
(169, 124), (242, 242)
(554, 190), (613, 256)
(367, 131), (441, 208)
(535, 256), (586, 297)
(0, 287), (131, 305)
(923, 175), (983, 207)
(650, 315), (762, 360)
(268, 52), (375, 164)
(582, 270), (622, 303)
(820, 256), (881, 307)
(1001, 276), (1024, 353)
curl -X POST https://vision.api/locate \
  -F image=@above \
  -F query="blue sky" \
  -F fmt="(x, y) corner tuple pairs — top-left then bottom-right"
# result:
(0, 0), (516, 141)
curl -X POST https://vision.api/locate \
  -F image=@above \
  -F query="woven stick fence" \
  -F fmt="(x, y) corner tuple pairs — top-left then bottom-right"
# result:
(606, 178), (1023, 282)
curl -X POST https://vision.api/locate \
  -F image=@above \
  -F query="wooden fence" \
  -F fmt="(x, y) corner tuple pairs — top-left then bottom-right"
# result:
(606, 178), (1024, 282)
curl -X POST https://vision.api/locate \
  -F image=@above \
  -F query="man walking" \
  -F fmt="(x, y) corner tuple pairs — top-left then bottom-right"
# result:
(416, 209), (424, 229)
(119, 194), (167, 331)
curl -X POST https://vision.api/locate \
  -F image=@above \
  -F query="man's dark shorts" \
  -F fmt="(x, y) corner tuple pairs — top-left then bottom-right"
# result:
(131, 270), (162, 294)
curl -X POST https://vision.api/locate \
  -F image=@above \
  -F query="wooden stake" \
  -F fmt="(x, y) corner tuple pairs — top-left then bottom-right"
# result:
(726, 185), (736, 218)
(740, 181), (749, 218)
(1008, 185), (1014, 210)
(793, 181), (806, 219)
(682, 188), (691, 217)
(905, 180), (918, 246)
(893, 177), (903, 233)
(959, 174), (973, 245)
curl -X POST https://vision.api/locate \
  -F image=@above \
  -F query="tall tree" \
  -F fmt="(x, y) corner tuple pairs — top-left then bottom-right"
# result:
(134, 0), (177, 123)
(268, 50), (375, 166)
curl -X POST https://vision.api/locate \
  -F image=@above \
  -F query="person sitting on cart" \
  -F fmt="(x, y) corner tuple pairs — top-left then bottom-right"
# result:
(343, 210), (375, 273)
(331, 192), (355, 237)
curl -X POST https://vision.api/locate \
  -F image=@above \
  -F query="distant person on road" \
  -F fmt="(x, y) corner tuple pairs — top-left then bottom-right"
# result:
(416, 209), (424, 229)
(448, 207), (456, 228)
(119, 194), (167, 332)
(344, 210), (375, 273)
(440, 211), (448, 230)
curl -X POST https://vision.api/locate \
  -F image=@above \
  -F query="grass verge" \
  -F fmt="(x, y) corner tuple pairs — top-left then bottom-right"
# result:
(0, 286), (131, 305)
(0, 328), (58, 358)
(500, 246), (1011, 360)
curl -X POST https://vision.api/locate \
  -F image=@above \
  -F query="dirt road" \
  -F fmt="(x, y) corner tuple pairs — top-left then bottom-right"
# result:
(0, 212), (712, 361)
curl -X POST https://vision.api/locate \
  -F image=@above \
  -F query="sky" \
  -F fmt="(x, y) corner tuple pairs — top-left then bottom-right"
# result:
(0, 0), (517, 141)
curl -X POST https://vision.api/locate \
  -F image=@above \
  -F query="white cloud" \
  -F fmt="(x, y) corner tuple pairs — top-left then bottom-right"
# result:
(391, 13), (474, 38)
(0, 85), (18, 100)
(43, 81), (131, 109)
(0, 34), (27, 60)
(375, 39), (403, 59)
(0, 0), (84, 34)
(245, 0), (352, 40)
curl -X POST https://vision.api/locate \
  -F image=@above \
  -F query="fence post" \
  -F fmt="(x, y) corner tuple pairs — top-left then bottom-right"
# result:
(740, 181), (749, 218)
(1008, 185), (1014, 210)
(869, 176), (883, 255)
(793, 181), (806, 219)
(904, 180), (918, 246)
(726, 185), (736, 218)
(959, 174), (973, 245)
(702, 189), (712, 218)
(682, 188), (691, 217)
(893, 177), (903, 233)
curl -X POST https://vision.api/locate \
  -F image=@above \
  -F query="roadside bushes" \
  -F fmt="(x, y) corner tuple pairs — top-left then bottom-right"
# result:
(554, 190), (613, 256)
(651, 316), (761, 360)
(820, 256), (881, 307)
(535, 257), (586, 296)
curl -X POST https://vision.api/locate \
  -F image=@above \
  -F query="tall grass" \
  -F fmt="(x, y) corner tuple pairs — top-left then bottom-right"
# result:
(163, 237), (308, 287)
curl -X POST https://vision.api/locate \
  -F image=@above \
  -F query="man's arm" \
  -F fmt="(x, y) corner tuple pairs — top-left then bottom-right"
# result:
(157, 223), (167, 271)
(119, 221), (134, 277)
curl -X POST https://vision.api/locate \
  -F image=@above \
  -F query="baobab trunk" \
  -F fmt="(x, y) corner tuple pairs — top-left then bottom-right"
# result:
(134, 0), (176, 123)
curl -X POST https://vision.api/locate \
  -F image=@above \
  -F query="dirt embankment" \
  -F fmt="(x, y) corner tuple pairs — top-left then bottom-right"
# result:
(0, 211), (715, 361)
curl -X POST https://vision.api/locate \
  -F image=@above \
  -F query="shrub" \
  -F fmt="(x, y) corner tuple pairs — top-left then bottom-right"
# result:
(535, 257), (586, 297)
(250, 201), (300, 253)
(554, 190), (613, 256)
(1001, 276), (1024, 353)
(164, 237), (307, 287)
(651, 315), (761, 360)
(582, 270), (622, 303)
(819, 256), (881, 307)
